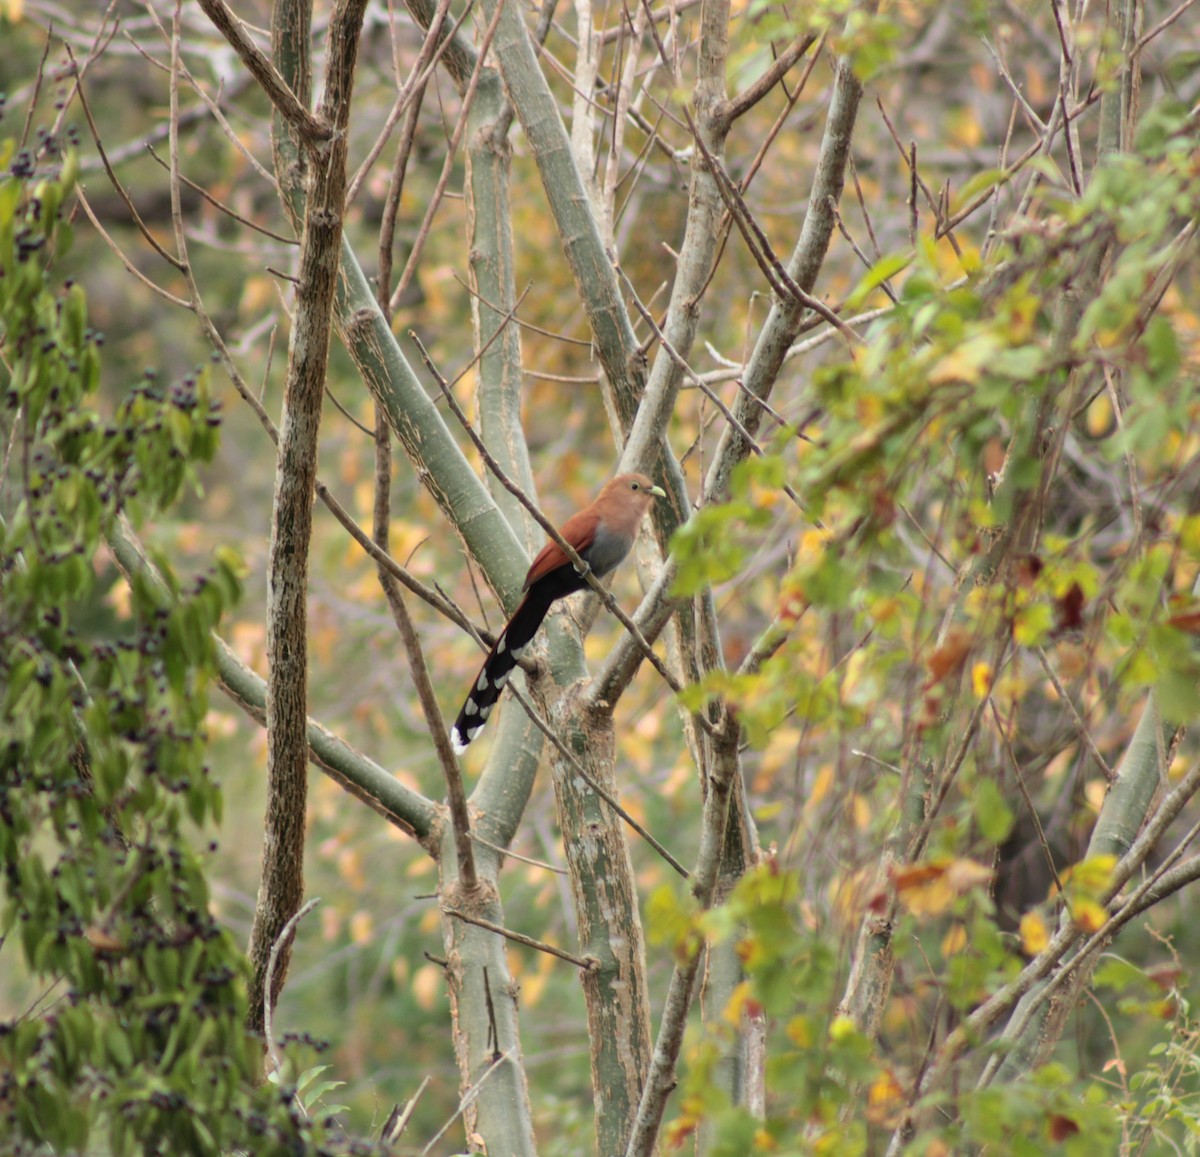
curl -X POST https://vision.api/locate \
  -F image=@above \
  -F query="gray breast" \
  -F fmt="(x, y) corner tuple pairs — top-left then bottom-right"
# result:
(582, 523), (632, 578)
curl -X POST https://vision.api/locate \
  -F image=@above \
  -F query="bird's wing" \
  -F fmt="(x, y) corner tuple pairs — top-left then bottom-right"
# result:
(523, 509), (598, 589)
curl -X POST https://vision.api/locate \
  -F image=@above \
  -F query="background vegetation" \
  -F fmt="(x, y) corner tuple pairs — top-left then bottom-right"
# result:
(2, 0), (1200, 1153)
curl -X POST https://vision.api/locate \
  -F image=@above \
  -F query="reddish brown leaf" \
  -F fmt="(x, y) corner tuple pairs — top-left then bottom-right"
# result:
(982, 437), (1006, 481)
(1168, 610), (1200, 634)
(1055, 582), (1085, 632)
(925, 627), (971, 685)
(1147, 964), (1184, 991)
(1048, 1115), (1080, 1142)
(871, 487), (897, 528)
(1015, 555), (1044, 587)
(890, 863), (946, 890)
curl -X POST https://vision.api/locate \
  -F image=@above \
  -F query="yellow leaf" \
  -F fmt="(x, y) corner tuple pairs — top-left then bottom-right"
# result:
(1071, 897), (1107, 933)
(321, 906), (342, 943)
(412, 963), (443, 1010)
(239, 273), (275, 314)
(1180, 514), (1200, 557)
(798, 527), (832, 564)
(868, 595), (900, 625)
(106, 578), (133, 619)
(945, 859), (993, 892)
(927, 347), (980, 385)
(1065, 853), (1118, 896)
(349, 910), (374, 944)
(338, 847), (365, 891)
(971, 661), (993, 699)
(786, 1015), (812, 1047)
(941, 923), (968, 956)
(856, 393), (885, 425)
(841, 648), (873, 705)
(947, 106), (983, 147)
(892, 862), (954, 916)
(866, 1068), (905, 1125)
(892, 858), (992, 916)
(723, 981), (755, 1026)
(405, 853), (436, 878)
(851, 793), (872, 830)
(830, 867), (875, 925)
(521, 949), (555, 1008)
(1086, 392), (1115, 438)
(1020, 911), (1050, 954)
(1084, 778), (1108, 814)
(805, 765), (835, 813)
(749, 481), (781, 509)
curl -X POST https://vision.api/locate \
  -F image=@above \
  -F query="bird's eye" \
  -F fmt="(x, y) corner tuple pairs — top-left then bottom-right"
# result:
(631, 482), (640, 490)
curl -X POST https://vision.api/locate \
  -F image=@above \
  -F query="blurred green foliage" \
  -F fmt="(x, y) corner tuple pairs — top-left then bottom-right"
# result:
(0, 114), (371, 1154)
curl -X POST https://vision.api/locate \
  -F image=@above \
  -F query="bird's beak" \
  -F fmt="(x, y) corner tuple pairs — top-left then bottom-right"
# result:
(648, 485), (667, 499)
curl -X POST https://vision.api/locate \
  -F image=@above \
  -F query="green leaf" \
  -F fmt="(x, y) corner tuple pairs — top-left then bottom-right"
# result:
(973, 776), (1015, 845)
(952, 166), (1011, 208)
(846, 251), (913, 309)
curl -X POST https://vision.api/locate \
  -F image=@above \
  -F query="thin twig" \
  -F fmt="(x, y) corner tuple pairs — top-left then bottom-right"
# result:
(1134, 0), (1200, 54)
(380, 1077), (431, 1145)
(1034, 646), (1115, 782)
(988, 699), (1065, 897)
(443, 907), (598, 969)
(717, 34), (818, 125)
(74, 75), (185, 269)
(735, 32), (825, 195)
(264, 898), (321, 1074)
(388, 0), (505, 313)
(685, 106), (859, 344)
(620, 267), (806, 512)
(506, 682), (690, 878)
(371, 144), (476, 895)
(194, 0), (333, 144)
(73, 189), (192, 307)
(145, 145), (297, 244)
(419, 1048), (515, 1157)
(344, 0), (467, 206)
(452, 272), (594, 346)
(377, 80), (428, 301)
(469, 831), (569, 874)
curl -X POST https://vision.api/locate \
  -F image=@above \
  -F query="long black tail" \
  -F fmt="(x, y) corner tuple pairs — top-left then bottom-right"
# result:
(450, 587), (554, 753)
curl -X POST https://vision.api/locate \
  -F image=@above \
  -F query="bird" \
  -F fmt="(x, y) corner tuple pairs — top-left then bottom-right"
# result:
(451, 473), (666, 753)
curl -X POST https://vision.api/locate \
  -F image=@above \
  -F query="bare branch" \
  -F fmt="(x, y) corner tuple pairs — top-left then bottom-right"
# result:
(716, 33), (818, 126)
(194, 0), (333, 144)
(443, 907), (599, 969)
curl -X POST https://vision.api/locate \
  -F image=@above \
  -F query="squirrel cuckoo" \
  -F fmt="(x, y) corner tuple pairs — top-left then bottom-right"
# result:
(451, 473), (666, 753)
